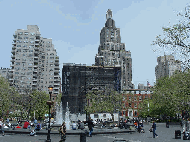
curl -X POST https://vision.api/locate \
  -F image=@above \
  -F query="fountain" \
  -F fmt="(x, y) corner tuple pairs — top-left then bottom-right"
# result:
(55, 102), (63, 125)
(65, 102), (71, 130)
(55, 101), (71, 130)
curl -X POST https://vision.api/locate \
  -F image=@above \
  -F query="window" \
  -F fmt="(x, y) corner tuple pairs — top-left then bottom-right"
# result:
(24, 32), (28, 35)
(139, 96), (142, 101)
(134, 96), (137, 101)
(15, 62), (20, 65)
(129, 103), (131, 107)
(18, 32), (23, 35)
(134, 103), (137, 108)
(134, 111), (137, 116)
(18, 36), (22, 39)
(30, 32), (35, 36)
(28, 67), (32, 70)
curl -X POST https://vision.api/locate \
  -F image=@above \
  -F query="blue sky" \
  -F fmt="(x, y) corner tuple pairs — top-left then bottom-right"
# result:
(0, 0), (189, 88)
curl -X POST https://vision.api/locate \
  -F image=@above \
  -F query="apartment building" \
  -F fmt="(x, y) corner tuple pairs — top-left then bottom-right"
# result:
(9, 25), (61, 95)
(155, 55), (181, 81)
(0, 67), (10, 80)
(95, 9), (133, 90)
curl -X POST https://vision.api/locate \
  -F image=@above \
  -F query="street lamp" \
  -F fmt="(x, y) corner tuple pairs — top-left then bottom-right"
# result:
(46, 85), (54, 142)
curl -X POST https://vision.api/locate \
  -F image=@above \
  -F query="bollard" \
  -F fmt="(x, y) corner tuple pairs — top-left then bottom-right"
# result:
(80, 132), (86, 142)
(175, 130), (181, 139)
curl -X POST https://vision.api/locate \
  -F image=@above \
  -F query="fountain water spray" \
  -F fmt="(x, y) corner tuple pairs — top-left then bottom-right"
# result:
(55, 101), (71, 130)
(55, 102), (63, 125)
(65, 102), (71, 130)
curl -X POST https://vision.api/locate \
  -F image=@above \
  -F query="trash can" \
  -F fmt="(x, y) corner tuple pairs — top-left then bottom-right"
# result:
(80, 132), (86, 142)
(175, 130), (181, 139)
(166, 121), (169, 128)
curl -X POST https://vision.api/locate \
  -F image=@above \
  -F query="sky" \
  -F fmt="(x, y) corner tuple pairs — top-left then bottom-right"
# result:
(0, 0), (189, 89)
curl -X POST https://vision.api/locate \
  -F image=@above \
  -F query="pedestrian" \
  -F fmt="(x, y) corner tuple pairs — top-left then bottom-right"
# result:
(87, 117), (94, 137)
(60, 122), (66, 141)
(0, 118), (5, 136)
(23, 121), (30, 129)
(35, 122), (41, 131)
(30, 129), (36, 136)
(79, 121), (84, 130)
(72, 121), (77, 130)
(137, 121), (141, 133)
(152, 121), (158, 138)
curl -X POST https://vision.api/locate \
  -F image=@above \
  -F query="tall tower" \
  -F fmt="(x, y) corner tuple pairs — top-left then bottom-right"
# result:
(155, 55), (181, 81)
(95, 9), (133, 90)
(10, 25), (61, 95)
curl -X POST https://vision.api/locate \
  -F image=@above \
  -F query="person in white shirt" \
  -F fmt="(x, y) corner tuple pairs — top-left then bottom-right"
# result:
(72, 121), (77, 130)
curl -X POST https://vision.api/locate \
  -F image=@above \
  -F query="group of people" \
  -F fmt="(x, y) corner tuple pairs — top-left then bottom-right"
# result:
(134, 120), (144, 133)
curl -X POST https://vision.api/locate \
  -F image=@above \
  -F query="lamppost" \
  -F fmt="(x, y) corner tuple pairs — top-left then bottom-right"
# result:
(46, 86), (54, 142)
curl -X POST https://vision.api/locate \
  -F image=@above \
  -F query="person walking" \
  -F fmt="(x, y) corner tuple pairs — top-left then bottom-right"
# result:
(87, 117), (94, 137)
(60, 122), (66, 141)
(0, 118), (5, 136)
(152, 121), (158, 138)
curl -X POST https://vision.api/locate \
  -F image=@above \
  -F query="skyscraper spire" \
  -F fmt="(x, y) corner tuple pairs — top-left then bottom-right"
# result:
(106, 9), (112, 19)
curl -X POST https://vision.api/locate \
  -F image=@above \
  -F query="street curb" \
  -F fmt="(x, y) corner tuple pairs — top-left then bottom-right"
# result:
(3, 129), (136, 135)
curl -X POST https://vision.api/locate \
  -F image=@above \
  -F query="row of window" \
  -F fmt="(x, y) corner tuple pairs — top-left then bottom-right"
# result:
(17, 32), (35, 35)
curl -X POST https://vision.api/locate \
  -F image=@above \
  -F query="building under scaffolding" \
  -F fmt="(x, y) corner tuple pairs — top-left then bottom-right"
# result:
(62, 63), (121, 114)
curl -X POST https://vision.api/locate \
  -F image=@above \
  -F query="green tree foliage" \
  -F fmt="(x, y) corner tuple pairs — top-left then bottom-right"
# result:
(152, 5), (190, 71)
(31, 90), (49, 120)
(0, 77), (19, 119)
(85, 88), (123, 114)
(138, 70), (190, 118)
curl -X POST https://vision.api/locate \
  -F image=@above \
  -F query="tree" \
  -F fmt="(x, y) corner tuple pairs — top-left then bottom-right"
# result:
(31, 90), (49, 120)
(139, 70), (190, 118)
(85, 88), (123, 115)
(0, 76), (19, 119)
(152, 5), (190, 71)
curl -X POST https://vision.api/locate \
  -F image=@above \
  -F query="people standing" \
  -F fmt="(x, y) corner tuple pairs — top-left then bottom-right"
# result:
(60, 122), (66, 141)
(87, 117), (94, 137)
(152, 121), (158, 138)
(0, 118), (4, 136)
(23, 121), (30, 129)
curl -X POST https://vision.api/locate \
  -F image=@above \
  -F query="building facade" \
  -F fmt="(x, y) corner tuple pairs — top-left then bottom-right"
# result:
(95, 9), (133, 90)
(0, 67), (10, 80)
(9, 25), (61, 95)
(155, 55), (181, 81)
(122, 89), (153, 119)
(62, 63), (121, 114)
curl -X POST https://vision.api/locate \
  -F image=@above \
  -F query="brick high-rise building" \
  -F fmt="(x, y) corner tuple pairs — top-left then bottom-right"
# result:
(9, 25), (61, 95)
(95, 9), (133, 90)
